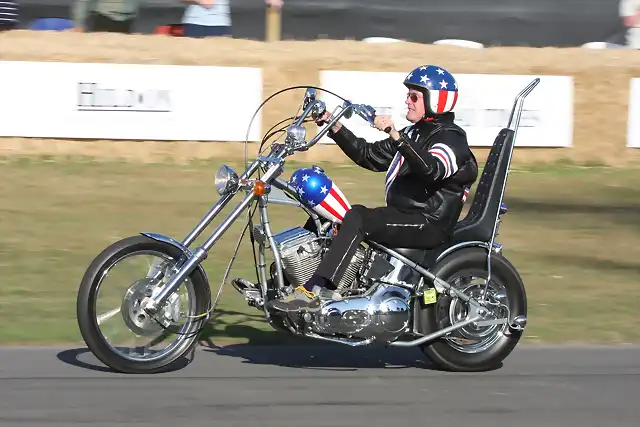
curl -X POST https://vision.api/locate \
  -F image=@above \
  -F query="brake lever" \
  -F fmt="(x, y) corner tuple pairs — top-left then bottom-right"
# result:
(353, 104), (377, 127)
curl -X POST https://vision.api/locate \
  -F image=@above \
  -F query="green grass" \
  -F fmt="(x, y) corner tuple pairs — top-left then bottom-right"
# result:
(0, 154), (639, 346)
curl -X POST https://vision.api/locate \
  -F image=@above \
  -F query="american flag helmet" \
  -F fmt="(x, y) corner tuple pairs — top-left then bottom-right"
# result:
(288, 165), (352, 224)
(403, 65), (459, 116)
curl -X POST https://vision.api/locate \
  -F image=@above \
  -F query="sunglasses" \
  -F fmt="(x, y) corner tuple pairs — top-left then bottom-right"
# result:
(407, 92), (421, 103)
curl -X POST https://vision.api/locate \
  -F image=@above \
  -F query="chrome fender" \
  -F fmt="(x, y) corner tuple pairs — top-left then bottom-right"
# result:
(432, 240), (502, 292)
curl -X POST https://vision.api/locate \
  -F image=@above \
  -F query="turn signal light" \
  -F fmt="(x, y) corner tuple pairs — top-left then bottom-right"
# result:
(254, 181), (267, 196)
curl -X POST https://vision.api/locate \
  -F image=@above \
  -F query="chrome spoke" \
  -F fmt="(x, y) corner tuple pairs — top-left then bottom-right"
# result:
(440, 274), (509, 354)
(97, 307), (121, 325)
(93, 250), (196, 363)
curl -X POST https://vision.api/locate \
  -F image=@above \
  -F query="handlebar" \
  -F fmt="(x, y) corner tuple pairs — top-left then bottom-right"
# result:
(252, 87), (379, 175)
(305, 87), (377, 128)
(217, 86), (382, 200)
(281, 88), (378, 153)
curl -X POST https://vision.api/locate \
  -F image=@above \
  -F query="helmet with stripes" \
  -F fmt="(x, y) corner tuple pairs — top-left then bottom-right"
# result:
(403, 65), (459, 117)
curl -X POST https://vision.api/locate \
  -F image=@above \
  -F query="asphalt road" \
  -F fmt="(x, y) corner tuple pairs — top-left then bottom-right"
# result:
(0, 344), (638, 427)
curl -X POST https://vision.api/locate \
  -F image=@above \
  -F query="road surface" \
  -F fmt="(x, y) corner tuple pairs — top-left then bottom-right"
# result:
(0, 344), (638, 427)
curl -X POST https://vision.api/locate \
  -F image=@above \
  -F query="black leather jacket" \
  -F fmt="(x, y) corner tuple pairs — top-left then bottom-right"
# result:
(328, 112), (478, 234)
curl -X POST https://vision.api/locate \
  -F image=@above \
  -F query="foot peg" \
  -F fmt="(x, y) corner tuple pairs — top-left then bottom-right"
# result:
(231, 277), (258, 293)
(231, 278), (263, 309)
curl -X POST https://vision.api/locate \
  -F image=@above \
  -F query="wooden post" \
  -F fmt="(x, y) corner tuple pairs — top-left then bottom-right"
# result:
(265, 5), (282, 42)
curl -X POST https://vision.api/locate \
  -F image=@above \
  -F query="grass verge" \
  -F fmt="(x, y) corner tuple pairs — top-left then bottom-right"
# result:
(0, 155), (639, 346)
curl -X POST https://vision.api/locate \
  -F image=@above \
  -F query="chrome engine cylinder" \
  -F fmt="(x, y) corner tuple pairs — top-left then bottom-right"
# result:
(312, 283), (412, 341)
(271, 226), (365, 290)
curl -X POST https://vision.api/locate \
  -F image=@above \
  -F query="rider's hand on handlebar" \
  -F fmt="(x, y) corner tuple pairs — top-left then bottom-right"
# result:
(315, 111), (331, 125)
(374, 115), (401, 141)
(316, 111), (342, 133)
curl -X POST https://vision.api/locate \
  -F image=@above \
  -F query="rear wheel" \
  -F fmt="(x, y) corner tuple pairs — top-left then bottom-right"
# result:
(76, 235), (211, 374)
(417, 247), (527, 372)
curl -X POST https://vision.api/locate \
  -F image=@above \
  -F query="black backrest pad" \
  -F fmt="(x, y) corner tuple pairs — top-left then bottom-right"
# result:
(453, 128), (515, 243)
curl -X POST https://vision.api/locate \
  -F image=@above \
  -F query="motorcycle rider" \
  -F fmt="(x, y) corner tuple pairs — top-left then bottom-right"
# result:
(268, 64), (479, 312)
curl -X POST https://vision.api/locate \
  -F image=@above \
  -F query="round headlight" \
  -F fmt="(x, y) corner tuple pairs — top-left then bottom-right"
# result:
(286, 125), (307, 145)
(215, 165), (239, 196)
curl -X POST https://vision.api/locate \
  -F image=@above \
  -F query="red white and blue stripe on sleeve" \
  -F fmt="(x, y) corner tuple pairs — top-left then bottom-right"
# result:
(428, 142), (459, 179)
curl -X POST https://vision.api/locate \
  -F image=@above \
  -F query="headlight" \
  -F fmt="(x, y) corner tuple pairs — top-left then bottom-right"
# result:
(215, 165), (239, 196)
(286, 125), (306, 145)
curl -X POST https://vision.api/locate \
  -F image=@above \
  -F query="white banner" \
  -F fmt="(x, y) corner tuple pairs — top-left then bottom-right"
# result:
(628, 78), (640, 148)
(0, 61), (262, 142)
(318, 70), (574, 147)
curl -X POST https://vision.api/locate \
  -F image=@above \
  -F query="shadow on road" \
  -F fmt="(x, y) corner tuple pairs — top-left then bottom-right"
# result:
(200, 342), (444, 372)
(55, 313), (503, 374)
(56, 347), (115, 372)
(55, 347), (194, 373)
(199, 326), (504, 372)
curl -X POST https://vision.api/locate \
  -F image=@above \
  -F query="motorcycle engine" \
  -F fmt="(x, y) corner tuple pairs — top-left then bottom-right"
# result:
(270, 225), (412, 342)
(312, 283), (412, 341)
(271, 226), (367, 291)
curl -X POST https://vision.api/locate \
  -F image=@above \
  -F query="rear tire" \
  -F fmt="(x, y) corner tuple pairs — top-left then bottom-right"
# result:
(417, 247), (527, 372)
(77, 235), (211, 374)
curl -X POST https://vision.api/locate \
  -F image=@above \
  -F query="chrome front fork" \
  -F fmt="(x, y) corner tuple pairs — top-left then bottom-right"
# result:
(141, 160), (284, 315)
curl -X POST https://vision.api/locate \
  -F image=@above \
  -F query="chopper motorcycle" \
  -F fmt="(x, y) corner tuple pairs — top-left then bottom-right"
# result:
(76, 78), (539, 374)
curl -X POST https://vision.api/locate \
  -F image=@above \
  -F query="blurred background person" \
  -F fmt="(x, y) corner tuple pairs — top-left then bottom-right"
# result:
(180, 0), (283, 39)
(620, 0), (640, 48)
(0, 0), (18, 31)
(71, 0), (141, 33)
(180, 0), (232, 38)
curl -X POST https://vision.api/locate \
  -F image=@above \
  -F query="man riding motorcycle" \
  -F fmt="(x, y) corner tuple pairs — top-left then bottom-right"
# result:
(268, 64), (479, 312)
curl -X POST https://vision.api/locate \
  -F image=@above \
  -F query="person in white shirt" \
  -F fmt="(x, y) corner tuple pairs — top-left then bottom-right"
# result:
(181, 0), (283, 39)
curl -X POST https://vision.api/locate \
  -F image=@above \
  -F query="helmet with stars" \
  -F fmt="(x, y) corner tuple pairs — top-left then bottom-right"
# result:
(403, 65), (459, 117)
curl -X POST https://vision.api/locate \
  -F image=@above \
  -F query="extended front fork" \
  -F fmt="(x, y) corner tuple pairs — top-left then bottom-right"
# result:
(140, 156), (286, 316)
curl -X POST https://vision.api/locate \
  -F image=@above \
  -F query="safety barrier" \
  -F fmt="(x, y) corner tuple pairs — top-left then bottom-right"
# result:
(0, 31), (639, 166)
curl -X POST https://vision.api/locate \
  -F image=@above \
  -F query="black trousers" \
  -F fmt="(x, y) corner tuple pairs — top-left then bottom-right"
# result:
(314, 205), (446, 288)
(183, 24), (231, 38)
(88, 12), (134, 33)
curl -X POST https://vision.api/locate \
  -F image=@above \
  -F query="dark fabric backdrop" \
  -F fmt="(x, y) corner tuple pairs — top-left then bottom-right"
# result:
(16, 0), (627, 47)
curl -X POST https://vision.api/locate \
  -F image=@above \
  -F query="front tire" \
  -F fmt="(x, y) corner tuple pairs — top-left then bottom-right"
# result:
(417, 247), (527, 372)
(77, 235), (211, 374)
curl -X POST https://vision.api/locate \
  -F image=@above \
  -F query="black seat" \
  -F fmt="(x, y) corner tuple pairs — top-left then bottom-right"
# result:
(386, 127), (515, 267)
(452, 128), (514, 243)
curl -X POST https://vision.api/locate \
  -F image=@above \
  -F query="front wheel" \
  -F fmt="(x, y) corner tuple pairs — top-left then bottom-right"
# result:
(77, 235), (211, 374)
(417, 247), (528, 372)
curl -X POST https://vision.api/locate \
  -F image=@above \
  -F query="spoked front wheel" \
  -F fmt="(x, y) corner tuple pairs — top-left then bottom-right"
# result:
(76, 235), (211, 374)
